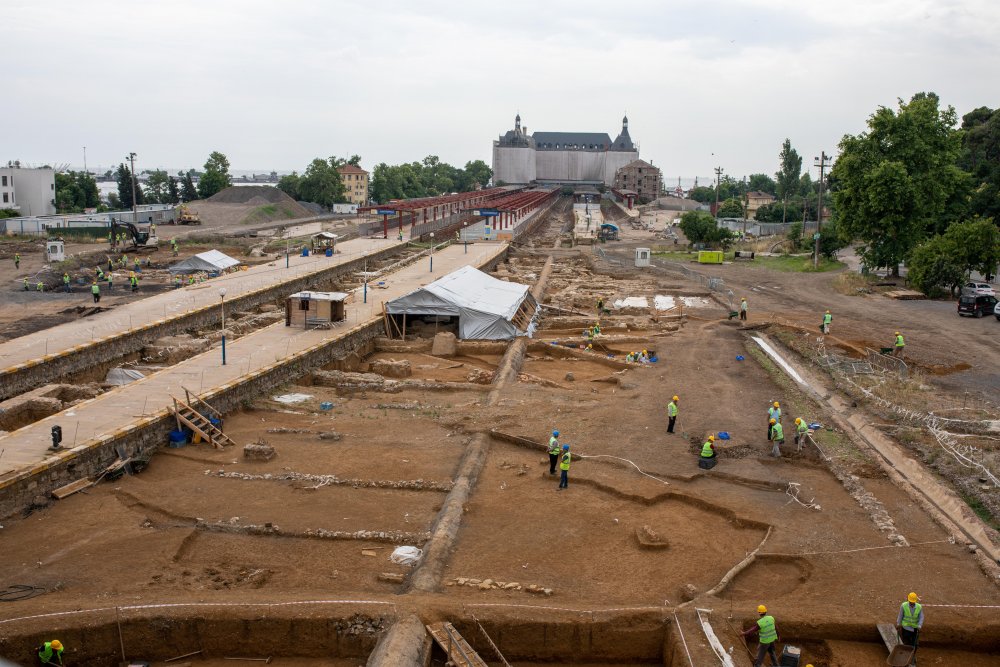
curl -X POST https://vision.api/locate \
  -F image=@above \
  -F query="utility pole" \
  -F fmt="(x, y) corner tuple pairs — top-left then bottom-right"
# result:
(83, 147), (87, 176)
(813, 151), (830, 269)
(714, 166), (723, 217)
(742, 175), (748, 237)
(127, 152), (138, 222)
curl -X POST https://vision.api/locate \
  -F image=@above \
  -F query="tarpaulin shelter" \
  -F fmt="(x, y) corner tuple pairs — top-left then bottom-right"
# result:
(168, 250), (241, 274)
(385, 265), (538, 340)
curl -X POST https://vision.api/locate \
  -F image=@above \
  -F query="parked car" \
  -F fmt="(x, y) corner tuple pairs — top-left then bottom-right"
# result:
(995, 300), (1000, 321)
(962, 281), (996, 296)
(957, 294), (998, 317)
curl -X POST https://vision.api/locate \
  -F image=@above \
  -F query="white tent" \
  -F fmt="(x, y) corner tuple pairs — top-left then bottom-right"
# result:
(386, 265), (538, 340)
(168, 250), (241, 274)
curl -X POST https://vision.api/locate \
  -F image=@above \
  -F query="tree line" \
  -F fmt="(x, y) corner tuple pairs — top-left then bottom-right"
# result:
(369, 157), (492, 203)
(830, 93), (1000, 293)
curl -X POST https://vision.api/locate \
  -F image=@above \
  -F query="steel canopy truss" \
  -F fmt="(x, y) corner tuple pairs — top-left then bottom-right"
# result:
(359, 187), (518, 238)
(461, 188), (559, 229)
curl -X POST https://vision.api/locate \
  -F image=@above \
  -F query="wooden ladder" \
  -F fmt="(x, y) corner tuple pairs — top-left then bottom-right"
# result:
(170, 390), (235, 449)
(425, 622), (488, 667)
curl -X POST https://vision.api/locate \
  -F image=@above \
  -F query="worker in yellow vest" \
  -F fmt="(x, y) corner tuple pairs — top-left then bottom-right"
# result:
(794, 418), (809, 451)
(896, 592), (923, 657)
(740, 296), (748, 321)
(36, 639), (64, 665)
(667, 395), (679, 434)
(14, 252), (20, 269)
(769, 419), (784, 457)
(742, 604), (779, 667)
(767, 401), (781, 439)
(894, 331), (905, 358)
(548, 430), (561, 475)
(23, 277), (29, 291)
(822, 309), (832, 334)
(557, 444), (571, 490)
(700, 435), (716, 459)
(36, 280), (45, 291)
(91, 281), (101, 304)
(62, 272), (71, 293)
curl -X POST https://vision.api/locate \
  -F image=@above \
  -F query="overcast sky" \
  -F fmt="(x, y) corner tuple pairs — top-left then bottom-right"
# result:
(6, 0), (998, 182)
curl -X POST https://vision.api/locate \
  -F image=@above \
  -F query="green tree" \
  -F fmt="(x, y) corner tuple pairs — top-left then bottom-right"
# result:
(679, 210), (733, 247)
(787, 221), (804, 248)
(298, 158), (347, 208)
(775, 139), (803, 223)
(107, 192), (121, 209)
(115, 163), (144, 209)
(54, 171), (100, 213)
(462, 160), (492, 189)
(942, 217), (1000, 280)
(748, 173), (777, 196)
(959, 106), (1000, 221)
(276, 172), (301, 200)
(906, 235), (966, 296)
(144, 169), (171, 204)
(0, 208), (20, 219)
(831, 92), (967, 276)
(167, 176), (180, 205)
(753, 202), (783, 223)
(180, 173), (199, 202)
(347, 155), (363, 167)
(716, 197), (744, 218)
(687, 186), (715, 203)
(197, 151), (232, 198)
(818, 220), (849, 258)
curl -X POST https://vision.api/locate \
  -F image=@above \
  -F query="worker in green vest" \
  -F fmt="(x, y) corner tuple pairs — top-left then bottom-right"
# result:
(740, 296), (748, 321)
(23, 277), (29, 291)
(91, 281), (101, 304)
(769, 419), (784, 457)
(894, 331), (905, 358)
(174, 274), (182, 289)
(62, 272), (70, 292)
(36, 639), (64, 665)
(548, 430), (561, 475)
(767, 401), (781, 439)
(36, 280), (44, 291)
(794, 418), (809, 451)
(822, 309), (832, 334)
(171, 238), (179, 256)
(14, 252), (20, 269)
(742, 604), (779, 667)
(557, 444), (571, 490)
(106, 271), (113, 291)
(667, 395), (679, 434)
(896, 592), (923, 657)
(700, 435), (716, 459)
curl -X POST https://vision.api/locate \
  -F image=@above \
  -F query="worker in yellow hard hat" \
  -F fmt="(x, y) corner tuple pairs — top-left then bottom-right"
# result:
(700, 435), (716, 460)
(742, 604), (779, 667)
(740, 296), (748, 321)
(822, 309), (832, 334)
(896, 592), (923, 658)
(794, 417), (809, 450)
(37, 639), (64, 665)
(893, 331), (905, 358)
(767, 401), (781, 439)
(667, 395), (679, 434)
(769, 418), (784, 458)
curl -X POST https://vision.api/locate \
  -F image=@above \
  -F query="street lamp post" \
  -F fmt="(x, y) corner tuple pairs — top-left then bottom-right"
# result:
(127, 152), (138, 224)
(429, 233), (434, 272)
(219, 287), (227, 365)
(463, 221), (468, 253)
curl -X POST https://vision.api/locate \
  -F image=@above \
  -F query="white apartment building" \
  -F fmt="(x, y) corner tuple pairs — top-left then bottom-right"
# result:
(0, 166), (56, 216)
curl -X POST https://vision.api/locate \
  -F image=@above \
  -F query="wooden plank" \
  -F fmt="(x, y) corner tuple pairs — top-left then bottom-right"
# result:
(425, 622), (488, 667)
(52, 477), (94, 499)
(173, 410), (225, 450)
(877, 622), (900, 652)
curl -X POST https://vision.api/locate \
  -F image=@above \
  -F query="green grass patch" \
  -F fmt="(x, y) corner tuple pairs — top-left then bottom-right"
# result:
(961, 493), (1000, 532)
(750, 254), (844, 272)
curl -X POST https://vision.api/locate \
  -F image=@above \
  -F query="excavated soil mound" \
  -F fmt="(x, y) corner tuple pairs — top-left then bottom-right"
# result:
(208, 185), (292, 205)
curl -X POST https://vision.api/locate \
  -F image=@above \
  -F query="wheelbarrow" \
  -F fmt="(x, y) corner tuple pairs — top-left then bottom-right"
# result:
(879, 347), (894, 355)
(727, 310), (739, 320)
(886, 643), (915, 666)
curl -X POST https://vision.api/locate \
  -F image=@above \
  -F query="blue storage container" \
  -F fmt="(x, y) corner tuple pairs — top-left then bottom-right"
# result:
(168, 430), (188, 448)
(301, 248), (309, 256)
(325, 248), (333, 257)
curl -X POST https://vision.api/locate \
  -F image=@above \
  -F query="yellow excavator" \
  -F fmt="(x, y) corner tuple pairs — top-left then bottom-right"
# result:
(176, 205), (202, 225)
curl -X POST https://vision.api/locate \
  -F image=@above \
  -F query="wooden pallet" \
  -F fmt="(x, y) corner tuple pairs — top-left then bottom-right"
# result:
(426, 622), (488, 667)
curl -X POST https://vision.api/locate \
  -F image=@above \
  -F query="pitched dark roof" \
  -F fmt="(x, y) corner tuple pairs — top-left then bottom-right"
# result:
(621, 159), (656, 170)
(532, 132), (612, 150)
(612, 127), (634, 151)
(337, 164), (368, 174)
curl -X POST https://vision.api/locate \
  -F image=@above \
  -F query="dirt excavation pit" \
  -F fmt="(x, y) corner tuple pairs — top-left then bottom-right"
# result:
(1, 223), (999, 665)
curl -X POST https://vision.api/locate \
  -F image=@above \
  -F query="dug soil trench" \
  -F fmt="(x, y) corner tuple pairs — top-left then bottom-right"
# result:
(2, 205), (999, 666)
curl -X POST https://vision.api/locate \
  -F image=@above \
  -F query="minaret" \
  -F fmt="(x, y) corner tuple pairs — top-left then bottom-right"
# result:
(622, 114), (628, 132)
(515, 113), (522, 135)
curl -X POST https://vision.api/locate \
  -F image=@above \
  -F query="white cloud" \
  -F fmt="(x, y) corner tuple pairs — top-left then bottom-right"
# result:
(3, 0), (997, 181)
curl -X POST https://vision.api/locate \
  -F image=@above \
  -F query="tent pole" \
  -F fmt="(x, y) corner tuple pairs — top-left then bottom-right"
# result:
(402, 313), (406, 341)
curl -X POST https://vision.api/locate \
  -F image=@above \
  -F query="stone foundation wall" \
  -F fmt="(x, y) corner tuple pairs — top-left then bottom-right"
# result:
(0, 244), (405, 401)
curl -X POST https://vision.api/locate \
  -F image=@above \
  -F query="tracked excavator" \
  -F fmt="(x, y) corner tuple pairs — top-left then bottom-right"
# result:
(111, 219), (159, 252)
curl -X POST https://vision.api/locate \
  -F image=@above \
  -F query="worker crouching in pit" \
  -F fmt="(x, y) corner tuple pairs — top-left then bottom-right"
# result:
(698, 435), (717, 470)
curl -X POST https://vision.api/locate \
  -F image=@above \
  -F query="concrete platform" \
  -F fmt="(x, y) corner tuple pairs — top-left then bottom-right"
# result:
(0, 237), (403, 373)
(0, 242), (507, 479)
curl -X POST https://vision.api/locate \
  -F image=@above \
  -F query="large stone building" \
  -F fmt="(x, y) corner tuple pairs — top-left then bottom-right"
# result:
(337, 164), (369, 205)
(612, 159), (662, 202)
(492, 114), (640, 186)
(0, 166), (56, 216)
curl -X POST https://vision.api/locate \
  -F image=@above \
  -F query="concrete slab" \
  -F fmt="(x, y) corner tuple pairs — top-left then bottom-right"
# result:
(0, 243), (507, 478)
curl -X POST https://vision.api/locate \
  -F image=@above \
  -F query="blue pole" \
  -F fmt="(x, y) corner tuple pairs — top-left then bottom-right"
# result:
(363, 281), (367, 303)
(430, 253), (433, 273)
(221, 335), (226, 365)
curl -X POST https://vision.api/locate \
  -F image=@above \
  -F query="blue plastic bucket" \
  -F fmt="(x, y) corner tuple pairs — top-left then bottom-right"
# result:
(320, 402), (333, 411)
(301, 248), (309, 257)
(325, 248), (333, 257)
(168, 430), (188, 448)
